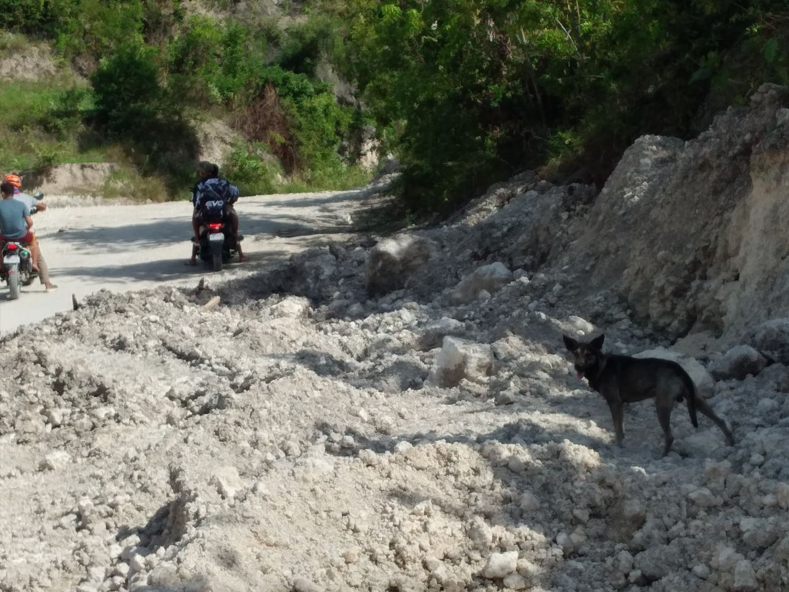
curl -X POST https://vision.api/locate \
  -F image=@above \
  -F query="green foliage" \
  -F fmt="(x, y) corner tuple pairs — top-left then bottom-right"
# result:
(327, 0), (789, 209)
(223, 143), (280, 196)
(91, 43), (167, 136)
(42, 88), (92, 139)
(55, 0), (145, 58)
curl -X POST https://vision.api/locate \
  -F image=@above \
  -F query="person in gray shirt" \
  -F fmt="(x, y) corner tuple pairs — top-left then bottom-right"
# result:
(0, 182), (50, 286)
(14, 191), (46, 213)
(10, 188), (55, 291)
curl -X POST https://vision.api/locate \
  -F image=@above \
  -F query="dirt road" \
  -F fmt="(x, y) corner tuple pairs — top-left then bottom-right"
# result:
(0, 188), (371, 334)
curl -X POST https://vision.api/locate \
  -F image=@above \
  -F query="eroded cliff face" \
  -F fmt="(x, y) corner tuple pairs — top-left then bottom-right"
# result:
(560, 84), (789, 341)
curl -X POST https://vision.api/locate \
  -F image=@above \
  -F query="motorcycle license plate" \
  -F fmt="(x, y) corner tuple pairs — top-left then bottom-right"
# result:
(3, 255), (20, 265)
(209, 234), (224, 243)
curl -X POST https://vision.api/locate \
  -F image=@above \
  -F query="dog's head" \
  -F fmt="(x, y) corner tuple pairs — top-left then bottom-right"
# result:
(562, 334), (605, 380)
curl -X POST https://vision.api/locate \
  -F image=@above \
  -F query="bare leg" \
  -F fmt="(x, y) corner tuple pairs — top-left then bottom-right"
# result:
(28, 240), (40, 271)
(187, 217), (201, 265)
(656, 400), (674, 457)
(230, 210), (246, 262)
(36, 249), (56, 290)
(695, 396), (735, 445)
(609, 401), (625, 447)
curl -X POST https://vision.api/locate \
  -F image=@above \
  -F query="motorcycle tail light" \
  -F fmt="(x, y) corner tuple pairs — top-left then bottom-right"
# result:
(6, 243), (17, 251)
(208, 223), (223, 231)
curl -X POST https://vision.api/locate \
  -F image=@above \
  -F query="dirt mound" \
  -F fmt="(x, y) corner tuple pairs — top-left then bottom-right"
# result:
(2, 233), (787, 591)
(24, 163), (119, 196)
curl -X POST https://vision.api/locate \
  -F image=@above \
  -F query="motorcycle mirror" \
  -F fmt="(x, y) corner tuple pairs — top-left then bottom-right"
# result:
(33, 192), (43, 199)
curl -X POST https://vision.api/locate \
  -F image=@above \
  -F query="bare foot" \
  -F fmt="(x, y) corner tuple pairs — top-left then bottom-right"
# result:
(238, 255), (248, 263)
(185, 260), (197, 267)
(45, 283), (57, 292)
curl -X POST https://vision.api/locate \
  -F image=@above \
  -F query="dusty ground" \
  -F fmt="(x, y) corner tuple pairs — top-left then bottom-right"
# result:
(0, 185), (379, 335)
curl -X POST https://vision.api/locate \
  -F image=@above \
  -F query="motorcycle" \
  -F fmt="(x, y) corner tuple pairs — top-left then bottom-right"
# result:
(0, 192), (44, 298)
(1, 240), (33, 300)
(191, 211), (243, 272)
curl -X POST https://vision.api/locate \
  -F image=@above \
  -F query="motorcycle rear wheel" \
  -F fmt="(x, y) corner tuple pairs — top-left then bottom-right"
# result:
(7, 264), (19, 300)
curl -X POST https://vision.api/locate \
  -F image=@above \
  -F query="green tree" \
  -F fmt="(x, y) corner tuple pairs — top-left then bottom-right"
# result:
(91, 42), (167, 136)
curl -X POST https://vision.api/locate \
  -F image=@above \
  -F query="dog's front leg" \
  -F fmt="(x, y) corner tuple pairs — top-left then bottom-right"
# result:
(608, 401), (625, 447)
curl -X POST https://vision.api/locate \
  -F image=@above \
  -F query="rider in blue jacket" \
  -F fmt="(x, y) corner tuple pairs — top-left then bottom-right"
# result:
(187, 162), (246, 266)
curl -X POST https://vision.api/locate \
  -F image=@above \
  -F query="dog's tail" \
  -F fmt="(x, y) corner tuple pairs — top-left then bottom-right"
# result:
(678, 369), (699, 429)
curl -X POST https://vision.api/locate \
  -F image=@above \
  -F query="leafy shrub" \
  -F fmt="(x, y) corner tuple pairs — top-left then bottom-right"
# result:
(91, 42), (167, 137)
(55, 0), (145, 58)
(223, 142), (281, 196)
(43, 88), (91, 139)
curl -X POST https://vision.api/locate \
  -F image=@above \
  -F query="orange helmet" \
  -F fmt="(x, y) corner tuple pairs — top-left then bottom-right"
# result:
(3, 174), (21, 188)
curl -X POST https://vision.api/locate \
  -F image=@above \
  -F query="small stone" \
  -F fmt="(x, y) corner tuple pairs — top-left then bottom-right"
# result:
(344, 548), (360, 564)
(39, 451), (71, 471)
(495, 391), (517, 406)
(469, 517), (493, 550)
(47, 409), (64, 427)
(615, 551), (633, 573)
(394, 441), (413, 454)
(715, 547), (745, 572)
(293, 578), (322, 592)
(749, 454), (765, 467)
(733, 559), (758, 591)
(520, 492), (540, 513)
(556, 532), (573, 554)
(516, 558), (539, 579)
(209, 466), (244, 499)
(283, 441), (302, 457)
(605, 498), (646, 542)
(423, 556), (441, 572)
(688, 487), (721, 507)
(359, 449), (378, 467)
(503, 573), (528, 590)
(128, 554), (146, 575)
(573, 509), (590, 524)
(507, 456), (526, 473)
(756, 398), (779, 415)
(777, 483), (789, 509)
(482, 551), (518, 579)
(692, 564), (710, 580)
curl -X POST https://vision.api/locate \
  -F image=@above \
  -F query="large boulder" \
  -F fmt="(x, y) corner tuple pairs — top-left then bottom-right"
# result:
(741, 318), (789, 364)
(450, 262), (513, 304)
(428, 337), (495, 387)
(633, 347), (714, 397)
(708, 344), (767, 380)
(366, 235), (435, 295)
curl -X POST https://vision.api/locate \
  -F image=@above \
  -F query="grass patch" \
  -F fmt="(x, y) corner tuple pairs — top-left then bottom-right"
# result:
(0, 79), (109, 172)
(0, 32), (33, 56)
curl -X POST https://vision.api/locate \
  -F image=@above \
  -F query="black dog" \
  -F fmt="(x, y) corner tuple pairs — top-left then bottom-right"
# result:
(563, 334), (735, 456)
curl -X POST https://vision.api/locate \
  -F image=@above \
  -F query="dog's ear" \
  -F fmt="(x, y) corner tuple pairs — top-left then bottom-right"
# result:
(590, 334), (605, 350)
(563, 335), (579, 352)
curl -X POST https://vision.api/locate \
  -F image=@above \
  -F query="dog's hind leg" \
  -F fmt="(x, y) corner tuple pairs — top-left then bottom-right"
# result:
(608, 401), (625, 447)
(655, 399), (674, 457)
(695, 396), (735, 446)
